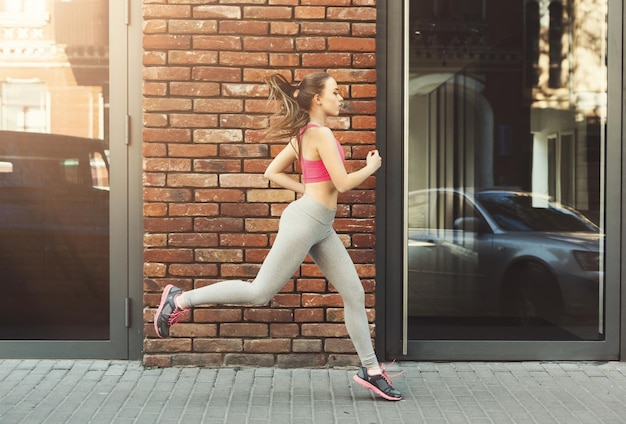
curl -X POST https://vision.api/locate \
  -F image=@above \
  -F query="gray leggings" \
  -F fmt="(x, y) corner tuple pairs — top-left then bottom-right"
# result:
(181, 195), (378, 368)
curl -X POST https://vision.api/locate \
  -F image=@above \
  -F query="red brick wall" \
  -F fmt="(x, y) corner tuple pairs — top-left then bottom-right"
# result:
(142, 0), (378, 368)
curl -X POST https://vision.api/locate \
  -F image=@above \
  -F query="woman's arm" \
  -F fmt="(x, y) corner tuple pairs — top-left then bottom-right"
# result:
(264, 142), (306, 194)
(314, 128), (381, 193)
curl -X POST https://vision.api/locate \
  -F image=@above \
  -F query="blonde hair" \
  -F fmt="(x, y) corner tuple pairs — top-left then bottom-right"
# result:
(264, 72), (333, 150)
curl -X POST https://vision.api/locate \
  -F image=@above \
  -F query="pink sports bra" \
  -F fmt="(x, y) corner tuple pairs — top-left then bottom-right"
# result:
(299, 123), (345, 184)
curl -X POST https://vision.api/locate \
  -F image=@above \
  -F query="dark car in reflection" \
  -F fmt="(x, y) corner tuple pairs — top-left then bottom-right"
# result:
(0, 131), (109, 338)
(407, 188), (602, 324)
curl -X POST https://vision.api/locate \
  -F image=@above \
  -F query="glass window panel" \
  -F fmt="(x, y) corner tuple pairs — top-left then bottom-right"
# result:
(0, 0), (109, 340)
(406, 0), (606, 341)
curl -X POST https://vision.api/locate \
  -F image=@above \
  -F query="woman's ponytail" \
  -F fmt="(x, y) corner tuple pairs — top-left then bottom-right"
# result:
(265, 74), (310, 141)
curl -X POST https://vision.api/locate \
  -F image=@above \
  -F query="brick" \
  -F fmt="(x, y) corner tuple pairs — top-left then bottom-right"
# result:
(220, 233), (268, 247)
(169, 263), (218, 277)
(221, 263), (260, 278)
(352, 23), (377, 36)
(243, 37), (294, 52)
(301, 22), (350, 36)
(220, 115), (268, 129)
(294, 308), (324, 322)
(143, 203), (167, 216)
(193, 5), (242, 20)
(292, 339), (322, 352)
(143, 5), (191, 19)
(169, 233), (218, 247)
(247, 189), (295, 204)
(194, 217), (244, 232)
(353, 52), (376, 67)
(194, 99), (243, 113)
(324, 338), (356, 353)
(169, 203), (219, 216)
(352, 233), (375, 248)
(143, 34), (191, 50)
(143, 129), (191, 143)
(195, 189), (245, 202)
(192, 66), (241, 82)
(296, 279), (327, 292)
(270, 324), (300, 338)
(144, 82), (167, 96)
(244, 248), (271, 262)
(172, 353), (222, 367)
(219, 21), (268, 35)
(294, 6), (326, 19)
(271, 294), (301, 307)
(143, 98), (192, 113)
(193, 35), (243, 50)
(220, 323), (268, 337)
(194, 129), (243, 143)
(171, 323), (218, 338)
(302, 293), (344, 308)
(144, 262), (167, 278)
(301, 324), (348, 338)
(143, 114), (168, 128)
(170, 82), (220, 97)
(144, 233), (167, 248)
(194, 159), (241, 173)
(220, 51), (268, 66)
(169, 144), (218, 158)
(169, 19), (218, 34)
(223, 83), (268, 97)
(223, 354), (275, 367)
(296, 37), (327, 51)
(194, 338), (243, 353)
(243, 6), (292, 20)
(144, 338), (192, 353)
(195, 248), (243, 263)
(144, 19), (167, 34)
(269, 53), (301, 67)
(194, 308), (243, 323)
(167, 174), (217, 188)
(244, 309), (293, 322)
(219, 174), (268, 188)
(143, 187), (193, 202)
(270, 21), (299, 35)
(327, 7), (376, 21)
(144, 248), (193, 263)
(302, 53), (351, 67)
(143, 51), (167, 65)
(245, 218), (279, 232)
(170, 114), (218, 128)
(244, 339), (291, 353)
(221, 203), (269, 217)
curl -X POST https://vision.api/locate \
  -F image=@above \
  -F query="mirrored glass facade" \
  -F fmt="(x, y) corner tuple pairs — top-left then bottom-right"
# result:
(405, 0), (606, 341)
(0, 0), (110, 339)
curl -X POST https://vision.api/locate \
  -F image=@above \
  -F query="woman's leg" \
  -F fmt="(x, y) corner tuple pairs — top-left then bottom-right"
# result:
(309, 231), (403, 401)
(181, 201), (320, 307)
(308, 232), (378, 368)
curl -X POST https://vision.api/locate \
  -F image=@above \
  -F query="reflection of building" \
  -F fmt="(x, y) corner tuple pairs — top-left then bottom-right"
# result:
(0, 0), (108, 140)
(407, 0), (605, 223)
(527, 0), (605, 222)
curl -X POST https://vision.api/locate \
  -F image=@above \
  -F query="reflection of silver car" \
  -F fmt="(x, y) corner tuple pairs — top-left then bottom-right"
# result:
(407, 188), (602, 323)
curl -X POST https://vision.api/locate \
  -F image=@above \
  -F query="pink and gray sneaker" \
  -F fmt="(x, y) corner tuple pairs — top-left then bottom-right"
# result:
(353, 366), (403, 401)
(154, 285), (188, 338)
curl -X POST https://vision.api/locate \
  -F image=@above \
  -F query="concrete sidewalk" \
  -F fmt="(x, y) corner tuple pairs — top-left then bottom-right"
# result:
(1, 360), (626, 423)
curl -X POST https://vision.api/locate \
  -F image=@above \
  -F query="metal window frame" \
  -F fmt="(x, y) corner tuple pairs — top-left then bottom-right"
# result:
(376, 0), (623, 361)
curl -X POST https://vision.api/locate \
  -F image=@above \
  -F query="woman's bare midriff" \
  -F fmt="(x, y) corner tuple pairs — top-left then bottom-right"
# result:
(303, 181), (339, 210)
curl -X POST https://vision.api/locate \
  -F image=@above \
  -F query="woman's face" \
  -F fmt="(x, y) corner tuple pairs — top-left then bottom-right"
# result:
(317, 77), (343, 116)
